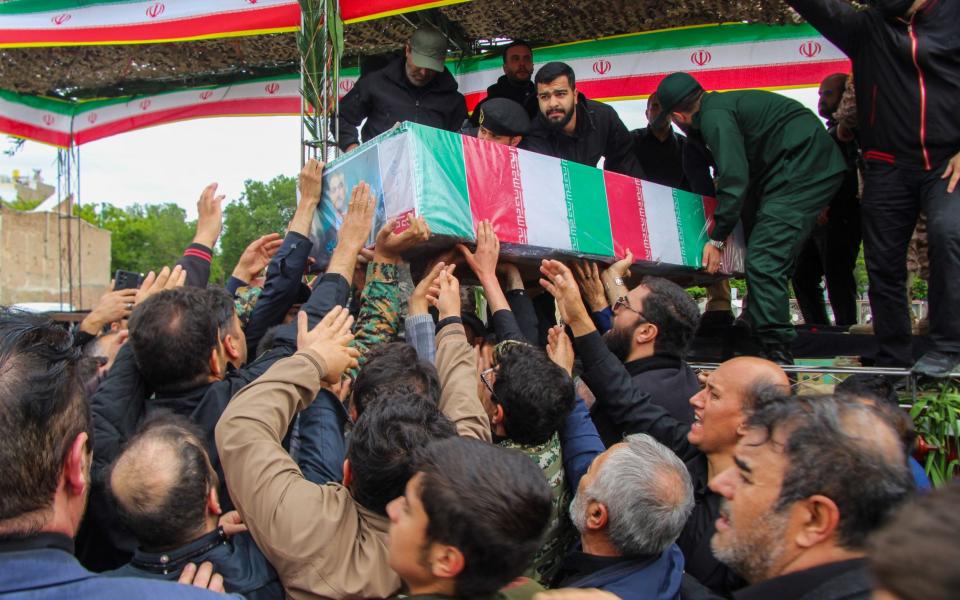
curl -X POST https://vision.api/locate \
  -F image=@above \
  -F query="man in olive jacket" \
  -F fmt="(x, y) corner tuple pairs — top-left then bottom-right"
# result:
(657, 72), (846, 363)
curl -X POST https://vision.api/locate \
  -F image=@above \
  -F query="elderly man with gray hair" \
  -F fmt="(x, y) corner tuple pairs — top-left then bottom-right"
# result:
(554, 432), (694, 600)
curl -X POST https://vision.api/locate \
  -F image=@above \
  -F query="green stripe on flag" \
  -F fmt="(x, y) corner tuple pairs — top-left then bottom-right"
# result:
(410, 124), (473, 238)
(0, 0), (134, 15)
(0, 89), (75, 115)
(561, 160), (613, 256)
(672, 189), (709, 267)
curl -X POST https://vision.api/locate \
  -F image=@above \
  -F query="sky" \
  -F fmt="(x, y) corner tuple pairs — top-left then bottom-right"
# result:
(3, 88), (820, 220)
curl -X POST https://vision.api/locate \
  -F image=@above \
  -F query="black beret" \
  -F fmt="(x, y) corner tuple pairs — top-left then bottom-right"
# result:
(477, 98), (529, 137)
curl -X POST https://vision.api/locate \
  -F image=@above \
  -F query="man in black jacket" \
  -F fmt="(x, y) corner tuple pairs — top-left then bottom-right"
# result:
(539, 259), (789, 596)
(710, 394), (913, 600)
(588, 273), (702, 436)
(631, 92), (688, 189)
(791, 73), (862, 328)
(107, 414), (282, 600)
(469, 40), (538, 126)
(524, 62), (644, 179)
(337, 26), (467, 152)
(785, 0), (960, 375)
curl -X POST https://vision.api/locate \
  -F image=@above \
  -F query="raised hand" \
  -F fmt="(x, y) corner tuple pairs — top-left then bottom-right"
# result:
(573, 261), (608, 312)
(410, 260), (449, 316)
(374, 215), (431, 264)
(296, 306), (359, 384)
(134, 265), (186, 306)
(427, 265), (460, 321)
(298, 158), (325, 205)
(194, 183), (226, 248)
(539, 260), (593, 334)
(232, 233), (283, 284)
(336, 182), (377, 253)
(79, 281), (139, 335)
(457, 219), (500, 282)
(546, 325), (575, 376)
(601, 248), (634, 305)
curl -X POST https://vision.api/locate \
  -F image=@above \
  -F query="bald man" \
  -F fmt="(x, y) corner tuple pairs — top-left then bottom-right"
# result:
(107, 414), (282, 600)
(540, 259), (789, 596)
(793, 72), (862, 328)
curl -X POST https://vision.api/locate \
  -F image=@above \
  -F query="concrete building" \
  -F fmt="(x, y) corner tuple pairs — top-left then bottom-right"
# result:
(0, 191), (111, 311)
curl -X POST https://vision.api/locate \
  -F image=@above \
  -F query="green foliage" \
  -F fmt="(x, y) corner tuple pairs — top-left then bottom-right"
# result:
(2, 196), (43, 211)
(686, 286), (707, 300)
(220, 175), (298, 274)
(912, 277), (928, 300)
(854, 244), (868, 296)
(86, 202), (196, 277)
(910, 383), (960, 487)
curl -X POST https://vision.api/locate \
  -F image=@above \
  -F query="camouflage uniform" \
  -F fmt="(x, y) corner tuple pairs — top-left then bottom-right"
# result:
(234, 286), (263, 327)
(349, 261), (401, 378)
(497, 433), (577, 586)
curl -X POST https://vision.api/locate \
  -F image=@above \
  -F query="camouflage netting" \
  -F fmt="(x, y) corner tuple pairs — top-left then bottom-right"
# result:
(0, 0), (799, 99)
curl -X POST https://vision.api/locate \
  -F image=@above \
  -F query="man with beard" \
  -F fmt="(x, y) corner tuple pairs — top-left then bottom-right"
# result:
(469, 40), (538, 126)
(656, 72), (846, 364)
(337, 26), (467, 152)
(784, 0), (960, 377)
(554, 433), (693, 599)
(524, 62), (644, 179)
(792, 73), (862, 328)
(709, 394), (913, 600)
(587, 272), (702, 438)
(539, 259), (788, 596)
(631, 93), (689, 189)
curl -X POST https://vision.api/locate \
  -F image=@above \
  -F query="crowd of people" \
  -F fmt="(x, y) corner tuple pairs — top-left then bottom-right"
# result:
(2, 0), (959, 599)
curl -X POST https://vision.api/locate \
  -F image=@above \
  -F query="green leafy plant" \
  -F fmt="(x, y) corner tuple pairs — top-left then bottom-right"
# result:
(910, 383), (960, 486)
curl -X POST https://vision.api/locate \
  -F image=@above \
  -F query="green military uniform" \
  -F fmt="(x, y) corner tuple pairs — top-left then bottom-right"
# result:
(498, 433), (577, 586)
(659, 73), (846, 351)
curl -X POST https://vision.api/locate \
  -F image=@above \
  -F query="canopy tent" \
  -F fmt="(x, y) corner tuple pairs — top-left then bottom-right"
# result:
(1, 19), (848, 148)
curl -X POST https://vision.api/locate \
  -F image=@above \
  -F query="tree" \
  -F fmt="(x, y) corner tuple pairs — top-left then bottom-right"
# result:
(92, 203), (196, 276)
(220, 175), (298, 274)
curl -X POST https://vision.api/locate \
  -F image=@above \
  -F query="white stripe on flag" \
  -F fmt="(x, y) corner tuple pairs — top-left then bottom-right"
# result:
(517, 149), (573, 251)
(641, 182), (684, 264)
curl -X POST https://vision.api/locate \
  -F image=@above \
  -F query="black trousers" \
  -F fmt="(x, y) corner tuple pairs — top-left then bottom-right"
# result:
(792, 206), (862, 327)
(862, 161), (960, 366)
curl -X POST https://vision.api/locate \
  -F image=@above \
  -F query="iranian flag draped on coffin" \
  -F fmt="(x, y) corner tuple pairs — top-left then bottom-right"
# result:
(311, 122), (744, 275)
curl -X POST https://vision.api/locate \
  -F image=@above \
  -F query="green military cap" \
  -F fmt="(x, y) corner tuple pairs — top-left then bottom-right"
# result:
(410, 26), (448, 73)
(478, 98), (529, 137)
(654, 72), (703, 128)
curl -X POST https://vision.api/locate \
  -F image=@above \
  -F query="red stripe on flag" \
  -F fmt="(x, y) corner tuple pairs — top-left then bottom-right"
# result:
(0, 116), (70, 147)
(465, 60), (851, 112)
(701, 196), (719, 239)
(461, 135), (526, 244)
(342, 0), (450, 21)
(604, 171), (652, 261)
(0, 5), (298, 45)
(74, 97), (300, 145)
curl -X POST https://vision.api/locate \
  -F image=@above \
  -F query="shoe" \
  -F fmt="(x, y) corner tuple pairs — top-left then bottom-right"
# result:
(849, 323), (874, 335)
(911, 351), (960, 378)
(762, 343), (795, 366)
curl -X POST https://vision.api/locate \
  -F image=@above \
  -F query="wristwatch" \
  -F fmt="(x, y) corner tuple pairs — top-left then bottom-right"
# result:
(709, 240), (725, 250)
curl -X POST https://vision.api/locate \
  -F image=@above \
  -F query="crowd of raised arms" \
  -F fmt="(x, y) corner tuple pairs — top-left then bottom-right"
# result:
(2, 0), (959, 598)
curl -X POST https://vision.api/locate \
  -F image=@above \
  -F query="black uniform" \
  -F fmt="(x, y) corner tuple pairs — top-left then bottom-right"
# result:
(632, 126), (688, 189)
(787, 0), (960, 367)
(792, 121), (862, 327)
(469, 75), (538, 126)
(524, 93), (645, 179)
(336, 57), (467, 150)
(733, 559), (871, 600)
